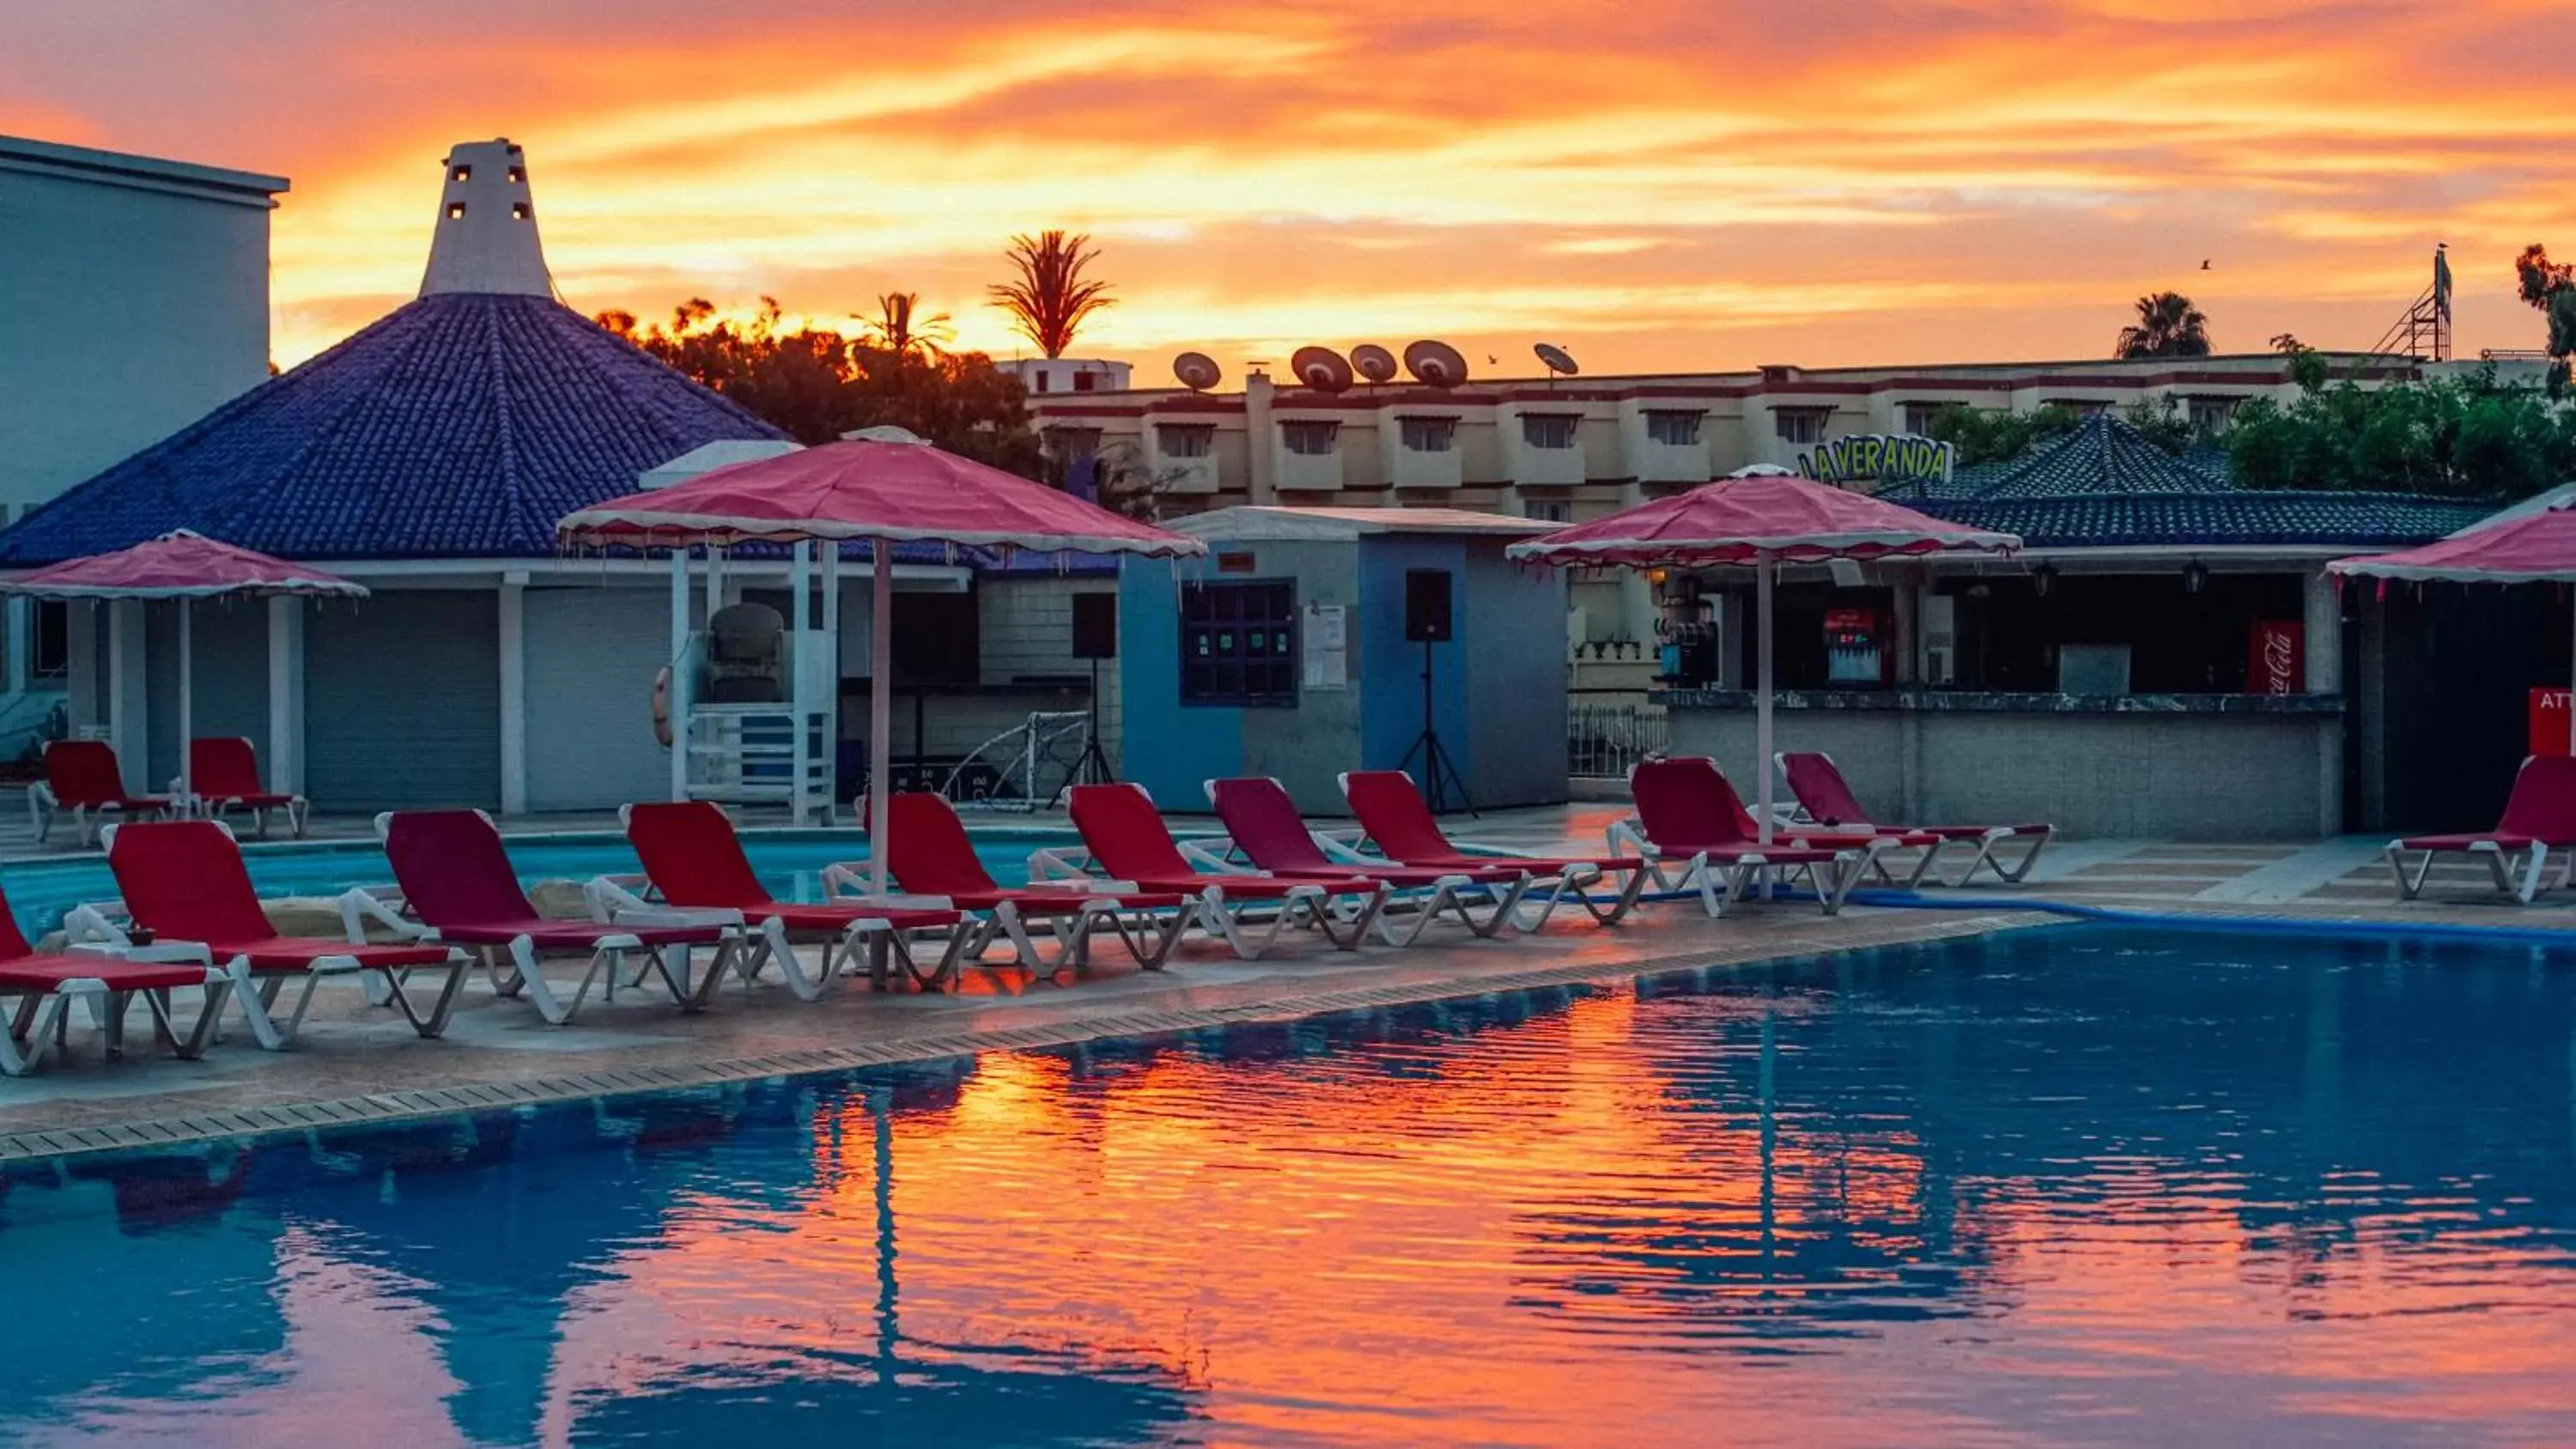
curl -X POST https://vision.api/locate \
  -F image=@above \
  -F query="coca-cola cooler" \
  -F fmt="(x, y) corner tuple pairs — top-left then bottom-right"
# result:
(2247, 620), (2303, 694)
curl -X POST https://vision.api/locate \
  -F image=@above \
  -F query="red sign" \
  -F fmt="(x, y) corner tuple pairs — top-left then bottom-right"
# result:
(2247, 620), (2303, 695)
(2532, 688), (2572, 756)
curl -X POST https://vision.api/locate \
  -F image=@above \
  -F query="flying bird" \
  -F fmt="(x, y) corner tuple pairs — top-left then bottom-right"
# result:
(2200, 259), (2212, 270)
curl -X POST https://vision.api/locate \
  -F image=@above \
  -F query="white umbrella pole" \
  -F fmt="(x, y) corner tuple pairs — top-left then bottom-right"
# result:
(870, 539), (894, 898)
(1755, 549), (1775, 846)
(178, 600), (194, 809)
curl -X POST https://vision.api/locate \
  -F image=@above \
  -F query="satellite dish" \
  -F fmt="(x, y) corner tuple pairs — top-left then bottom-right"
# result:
(1291, 346), (1354, 393)
(1534, 343), (1579, 379)
(1172, 352), (1223, 391)
(1403, 339), (1470, 388)
(1350, 343), (1399, 385)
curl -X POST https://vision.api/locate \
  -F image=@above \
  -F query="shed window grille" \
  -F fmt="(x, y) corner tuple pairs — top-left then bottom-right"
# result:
(1180, 580), (1297, 706)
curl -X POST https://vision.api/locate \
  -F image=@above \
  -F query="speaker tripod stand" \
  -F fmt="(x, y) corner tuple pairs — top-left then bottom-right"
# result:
(1069, 656), (1115, 787)
(1397, 638), (1474, 815)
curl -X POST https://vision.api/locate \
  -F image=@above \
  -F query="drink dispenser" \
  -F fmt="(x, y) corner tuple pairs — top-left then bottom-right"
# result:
(1824, 607), (1885, 686)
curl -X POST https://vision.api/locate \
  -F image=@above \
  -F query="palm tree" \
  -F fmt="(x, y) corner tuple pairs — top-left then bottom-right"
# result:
(860, 293), (952, 357)
(2116, 292), (2213, 359)
(988, 231), (1115, 359)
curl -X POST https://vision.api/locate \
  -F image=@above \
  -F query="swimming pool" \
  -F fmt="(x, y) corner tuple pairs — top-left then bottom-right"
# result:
(6, 924), (2575, 1445)
(0, 828), (1084, 938)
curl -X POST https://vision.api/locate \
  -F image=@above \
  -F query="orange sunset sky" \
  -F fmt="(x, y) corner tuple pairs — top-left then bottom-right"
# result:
(7, 0), (2573, 378)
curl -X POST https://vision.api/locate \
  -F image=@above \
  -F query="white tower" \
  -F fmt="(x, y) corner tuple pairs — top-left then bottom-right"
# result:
(418, 138), (552, 298)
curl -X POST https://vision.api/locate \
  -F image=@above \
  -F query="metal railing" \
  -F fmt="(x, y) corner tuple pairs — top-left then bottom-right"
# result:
(1568, 702), (1666, 779)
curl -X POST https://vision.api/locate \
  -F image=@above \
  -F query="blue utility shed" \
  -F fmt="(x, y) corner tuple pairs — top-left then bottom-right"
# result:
(1117, 506), (1566, 816)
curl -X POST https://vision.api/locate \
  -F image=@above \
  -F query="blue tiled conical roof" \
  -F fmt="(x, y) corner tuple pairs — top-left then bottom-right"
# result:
(0, 294), (787, 565)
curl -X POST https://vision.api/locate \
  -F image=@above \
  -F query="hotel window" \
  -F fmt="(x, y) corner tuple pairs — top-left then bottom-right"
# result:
(1399, 416), (1457, 453)
(511, 203), (532, 221)
(1643, 409), (1703, 446)
(2043, 397), (2111, 416)
(1773, 408), (1831, 446)
(1073, 372), (1099, 392)
(1901, 402), (1951, 436)
(1043, 426), (1103, 462)
(1157, 423), (1216, 458)
(1280, 421), (1340, 456)
(447, 203), (466, 220)
(1522, 414), (1581, 450)
(450, 165), (471, 182)
(1180, 580), (1298, 706)
(1524, 500), (1573, 523)
(2186, 396), (2241, 433)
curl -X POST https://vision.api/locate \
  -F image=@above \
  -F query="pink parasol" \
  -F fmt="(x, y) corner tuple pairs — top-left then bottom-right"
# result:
(0, 530), (369, 600)
(1509, 473), (2019, 841)
(2328, 494), (2576, 690)
(558, 430), (1206, 896)
(0, 530), (367, 800)
(556, 433), (1200, 557)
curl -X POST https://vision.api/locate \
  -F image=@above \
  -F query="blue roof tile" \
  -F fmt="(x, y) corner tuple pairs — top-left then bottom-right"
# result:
(0, 294), (790, 565)
(1885, 414), (2500, 548)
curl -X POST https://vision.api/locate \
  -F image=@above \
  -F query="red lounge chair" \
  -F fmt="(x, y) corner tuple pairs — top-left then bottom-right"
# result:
(2386, 755), (2576, 904)
(186, 737), (308, 840)
(370, 809), (740, 1025)
(32, 740), (173, 846)
(1777, 751), (2053, 887)
(1612, 757), (1873, 917)
(602, 801), (968, 994)
(1207, 776), (1524, 945)
(0, 874), (228, 1076)
(1340, 769), (1654, 927)
(829, 791), (1194, 973)
(88, 820), (467, 1050)
(1037, 783), (1388, 958)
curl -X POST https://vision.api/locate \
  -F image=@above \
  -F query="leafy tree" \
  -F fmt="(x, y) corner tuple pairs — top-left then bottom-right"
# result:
(2119, 395), (2200, 455)
(2224, 366), (2576, 500)
(2518, 244), (2576, 387)
(598, 297), (1045, 476)
(2115, 291), (2213, 359)
(1927, 403), (2085, 465)
(861, 293), (952, 357)
(988, 231), (1115, 359)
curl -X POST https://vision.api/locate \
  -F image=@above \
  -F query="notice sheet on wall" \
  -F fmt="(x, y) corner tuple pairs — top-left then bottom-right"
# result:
(1303, 604), (1347, 689)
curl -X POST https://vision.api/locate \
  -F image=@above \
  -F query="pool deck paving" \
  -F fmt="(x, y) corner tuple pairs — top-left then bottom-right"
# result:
(3, 797), (2572, 1162)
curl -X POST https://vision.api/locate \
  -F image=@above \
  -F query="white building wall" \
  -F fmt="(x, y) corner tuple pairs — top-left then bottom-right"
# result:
(0, 137), (286, 509)
(524, 585), (684, 810)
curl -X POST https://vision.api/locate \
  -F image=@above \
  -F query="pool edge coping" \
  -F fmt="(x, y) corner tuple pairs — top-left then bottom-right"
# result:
(0, 911), (2049, 1167)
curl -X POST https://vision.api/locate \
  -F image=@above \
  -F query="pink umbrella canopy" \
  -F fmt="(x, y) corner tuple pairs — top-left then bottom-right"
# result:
(0, 530), (368, 600)
(1508, 475), (2020, 844)
(556, 433), (1204, 559)
(556, 430), (1205, 902)
(2326, 499), (2576, 585)
(1503, 472), (2019, 569)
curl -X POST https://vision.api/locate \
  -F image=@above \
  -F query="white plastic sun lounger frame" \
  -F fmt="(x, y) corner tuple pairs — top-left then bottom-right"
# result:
(172, 777), (310, 840)
(2384, 836), (2569, 905)
(361, 811), (740, 1026)
(1332, 770), (1643, 931)
(27, 780), (167, 849)
(75, 822), (470, 1050)
(0, 943), (232, 1076)
(1603, 816), (1878, 918)
(1192, 793), (1519, 947)
(586, 869), (972, 995)
(817, 861), (1190, 976)
(1026, 843), (1380, 960)
(1771, 752), (2054, 888)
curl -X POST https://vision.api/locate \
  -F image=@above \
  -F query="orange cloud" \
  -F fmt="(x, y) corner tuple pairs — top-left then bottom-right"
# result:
(8, 0), (2571, 373)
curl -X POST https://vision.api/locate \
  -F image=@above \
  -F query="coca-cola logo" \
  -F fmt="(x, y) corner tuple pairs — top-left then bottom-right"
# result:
(2259, 628), (2295, 694)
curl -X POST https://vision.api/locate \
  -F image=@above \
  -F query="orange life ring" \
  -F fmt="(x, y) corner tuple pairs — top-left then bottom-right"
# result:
(651, 667), (673, 748)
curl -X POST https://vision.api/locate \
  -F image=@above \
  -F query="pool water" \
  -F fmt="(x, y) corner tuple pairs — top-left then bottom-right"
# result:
(0, 829), (1079, 938)
(6, 925), (2576, 1446)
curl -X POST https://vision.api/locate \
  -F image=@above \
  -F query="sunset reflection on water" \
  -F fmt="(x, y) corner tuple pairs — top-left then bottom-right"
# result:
(6, 926), (2576, 1446)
